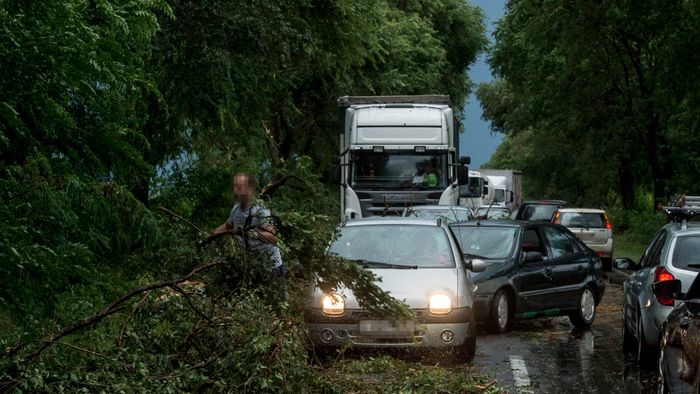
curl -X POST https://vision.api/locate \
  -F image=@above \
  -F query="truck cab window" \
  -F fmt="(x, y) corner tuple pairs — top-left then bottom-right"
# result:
(351, 151), (448, 190)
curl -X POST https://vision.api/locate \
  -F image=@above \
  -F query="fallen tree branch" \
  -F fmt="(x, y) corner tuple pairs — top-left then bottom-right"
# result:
(157, 206), (206, 234)
(259, 174), (307, 199)
(7, 261), (224, 359)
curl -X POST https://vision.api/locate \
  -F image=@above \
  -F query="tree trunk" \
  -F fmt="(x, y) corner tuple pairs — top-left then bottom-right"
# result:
(618, 162), (635, 209)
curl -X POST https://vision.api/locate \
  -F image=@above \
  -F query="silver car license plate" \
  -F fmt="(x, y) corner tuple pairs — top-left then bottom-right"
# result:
(359, 320), (414, 335)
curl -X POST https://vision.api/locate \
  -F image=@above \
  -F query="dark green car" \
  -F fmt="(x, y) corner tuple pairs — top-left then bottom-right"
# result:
(449, 220), (606, 333)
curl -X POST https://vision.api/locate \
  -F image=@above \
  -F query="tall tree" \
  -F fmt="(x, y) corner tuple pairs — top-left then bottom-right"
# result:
(479, 0), (700, 209)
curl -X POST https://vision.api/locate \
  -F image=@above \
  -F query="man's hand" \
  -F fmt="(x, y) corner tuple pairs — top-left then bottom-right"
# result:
(247, 229), (260, 240)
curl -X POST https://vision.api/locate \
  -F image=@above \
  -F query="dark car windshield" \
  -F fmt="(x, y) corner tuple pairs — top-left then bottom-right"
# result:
(558, 212), (606, 228)
(518, 204), (559, 221)
(329, 224), (455, 268)
(672, 235), (700, 272)
(452, 226), (517, 260)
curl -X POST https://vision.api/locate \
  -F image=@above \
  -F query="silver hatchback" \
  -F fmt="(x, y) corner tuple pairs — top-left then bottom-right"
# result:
(618, 220), (700, 364)
(305, 217), (485, 361)
(555, 208), (613, 270)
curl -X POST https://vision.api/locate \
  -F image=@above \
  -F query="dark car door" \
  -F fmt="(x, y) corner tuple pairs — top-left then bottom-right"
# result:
(541, 225), (591, 310)
(514, 226), (557, 314)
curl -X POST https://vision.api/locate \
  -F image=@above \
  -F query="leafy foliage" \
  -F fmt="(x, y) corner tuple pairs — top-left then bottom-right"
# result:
(479, 1), (700, 209)
(1, 0), (489, 391)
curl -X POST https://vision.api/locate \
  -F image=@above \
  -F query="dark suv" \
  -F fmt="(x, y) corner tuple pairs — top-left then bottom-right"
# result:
(515, 200), (571, 222)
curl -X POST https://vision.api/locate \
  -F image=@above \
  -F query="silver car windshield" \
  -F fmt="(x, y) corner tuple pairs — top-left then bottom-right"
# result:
(453, 227), (517, 260)
(329, 225), (455, 268)
(672, 235), (700, 272)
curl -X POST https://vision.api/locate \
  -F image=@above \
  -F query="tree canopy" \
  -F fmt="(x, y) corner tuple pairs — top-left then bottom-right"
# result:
(0, 1), (486, 391)
(479, 0), (700, 209)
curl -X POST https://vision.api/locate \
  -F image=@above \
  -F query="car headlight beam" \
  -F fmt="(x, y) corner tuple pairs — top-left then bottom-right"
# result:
(322, 293), (345, 315)
(429, 293), (452, 314)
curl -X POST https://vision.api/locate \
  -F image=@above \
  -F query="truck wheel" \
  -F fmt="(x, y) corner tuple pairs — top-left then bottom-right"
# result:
(489, 289), (513, 333)
(569, 286), (596, 328)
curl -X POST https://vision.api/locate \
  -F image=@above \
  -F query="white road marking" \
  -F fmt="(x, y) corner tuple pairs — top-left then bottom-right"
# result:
(509, 355), (532, 391)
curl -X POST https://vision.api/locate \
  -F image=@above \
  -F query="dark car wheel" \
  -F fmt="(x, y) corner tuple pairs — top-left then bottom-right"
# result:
(622, 304), (636, 353)
(453, 314), (477, 363)
(569, 286), (596, 328)
(637, 310), (656, 367)
(488, 289), (513, 333)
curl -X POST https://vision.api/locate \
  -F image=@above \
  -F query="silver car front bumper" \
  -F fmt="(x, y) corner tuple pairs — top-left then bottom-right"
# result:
(306, 307), (472, 348)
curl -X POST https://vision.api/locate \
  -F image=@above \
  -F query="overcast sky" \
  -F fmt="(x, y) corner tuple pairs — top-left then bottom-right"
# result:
(459, 0), (506, 169)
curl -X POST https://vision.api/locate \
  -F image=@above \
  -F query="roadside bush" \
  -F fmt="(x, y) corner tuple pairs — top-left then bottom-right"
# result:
(607, 192), (666, 245)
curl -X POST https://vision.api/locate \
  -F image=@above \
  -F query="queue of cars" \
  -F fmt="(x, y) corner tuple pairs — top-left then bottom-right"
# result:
(307, 195), (700, 388)
(306, 199), (611, 362)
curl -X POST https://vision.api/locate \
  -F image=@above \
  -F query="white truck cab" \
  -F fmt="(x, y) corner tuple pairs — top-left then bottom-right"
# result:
(338, 96), (470, 219)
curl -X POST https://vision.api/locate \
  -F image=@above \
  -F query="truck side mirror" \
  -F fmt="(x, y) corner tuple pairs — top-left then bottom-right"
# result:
(508, 191), (514, 203)
(456, 166), (469, 185)
(459, 156), (471, 165)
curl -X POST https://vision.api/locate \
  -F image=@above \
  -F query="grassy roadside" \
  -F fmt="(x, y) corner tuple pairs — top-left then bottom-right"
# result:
(613, 232), (647, 262)
(324, 356), (503, 393)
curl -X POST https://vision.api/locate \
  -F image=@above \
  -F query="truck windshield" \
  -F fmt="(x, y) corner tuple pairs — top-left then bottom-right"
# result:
(350, 151), (448, 190)
(494, 189), (505, 203)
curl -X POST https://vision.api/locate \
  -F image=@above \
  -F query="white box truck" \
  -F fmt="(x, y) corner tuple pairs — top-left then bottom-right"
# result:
(478, 169), (522, 212)
(337, 96), (471, 218)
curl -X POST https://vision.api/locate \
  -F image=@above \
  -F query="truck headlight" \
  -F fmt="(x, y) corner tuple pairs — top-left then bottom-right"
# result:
(322, 293), (345, 315)
(429, 294), (452, 314)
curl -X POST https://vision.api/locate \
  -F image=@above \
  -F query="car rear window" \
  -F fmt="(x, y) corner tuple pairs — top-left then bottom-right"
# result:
(558, 212), (606, 228)
(671, 235), (700, 272)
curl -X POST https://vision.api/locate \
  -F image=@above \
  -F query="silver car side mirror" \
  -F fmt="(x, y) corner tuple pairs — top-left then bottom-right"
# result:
(466, 258), (487, 273)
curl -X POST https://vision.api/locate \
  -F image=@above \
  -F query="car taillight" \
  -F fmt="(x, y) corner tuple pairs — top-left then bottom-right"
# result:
(603, 212), (611, 230)
(654, 267), (675, 306)
(553, 211), (560, 224)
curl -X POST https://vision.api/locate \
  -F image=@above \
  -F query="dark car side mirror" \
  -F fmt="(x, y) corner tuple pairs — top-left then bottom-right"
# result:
(522, 251), (544, 264)
(652, 279), (682, 304)
(613, 257), (638, 271)
(465, 258), (487, 273)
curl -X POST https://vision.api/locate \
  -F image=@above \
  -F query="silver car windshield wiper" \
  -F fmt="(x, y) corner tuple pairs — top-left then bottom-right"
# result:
(352, 259), (418, 269)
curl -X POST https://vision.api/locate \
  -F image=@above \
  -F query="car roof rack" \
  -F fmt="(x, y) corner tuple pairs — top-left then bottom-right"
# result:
(663, 194), (700, 230)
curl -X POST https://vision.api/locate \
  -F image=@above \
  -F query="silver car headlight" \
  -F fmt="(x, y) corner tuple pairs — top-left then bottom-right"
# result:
(322, 293), (345, 315)
(429, 293), (452, 314)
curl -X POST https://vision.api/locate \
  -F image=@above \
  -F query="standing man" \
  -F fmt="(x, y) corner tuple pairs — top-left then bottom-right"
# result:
(212, 172), (285, 300)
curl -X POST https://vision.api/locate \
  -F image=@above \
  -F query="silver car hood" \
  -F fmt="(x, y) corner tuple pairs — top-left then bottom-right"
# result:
(310, 268), (464, 310)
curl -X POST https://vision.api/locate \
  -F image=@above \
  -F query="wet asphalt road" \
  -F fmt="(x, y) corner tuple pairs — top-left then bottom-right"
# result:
(474, 283), (659, 393)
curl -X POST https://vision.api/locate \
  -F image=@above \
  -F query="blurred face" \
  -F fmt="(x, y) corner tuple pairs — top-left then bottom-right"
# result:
(232, 174), (253, 204)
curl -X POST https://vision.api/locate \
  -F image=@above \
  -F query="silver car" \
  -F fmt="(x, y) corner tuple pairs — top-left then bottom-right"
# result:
(618, 219), (700, 364)
(305, 217), (485, 361)
(555, 208), (613, 270)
